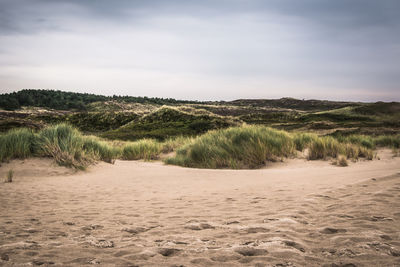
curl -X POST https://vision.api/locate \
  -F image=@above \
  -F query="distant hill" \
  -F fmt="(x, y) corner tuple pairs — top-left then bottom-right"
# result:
(101, 106), (240, 141)
(0, 89), (399, 136)
(227, 98), (360, 111)
(0, 89), (378, 111)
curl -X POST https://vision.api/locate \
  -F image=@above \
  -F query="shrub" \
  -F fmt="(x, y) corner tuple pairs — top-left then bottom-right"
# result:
(122, 139), (161, 160)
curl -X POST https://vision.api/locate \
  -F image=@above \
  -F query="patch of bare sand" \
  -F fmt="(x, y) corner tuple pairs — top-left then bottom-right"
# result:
(0, 150), (399, 266)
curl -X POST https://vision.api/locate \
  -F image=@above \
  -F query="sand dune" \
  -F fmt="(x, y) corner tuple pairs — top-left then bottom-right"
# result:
(0, 151), (399, 266)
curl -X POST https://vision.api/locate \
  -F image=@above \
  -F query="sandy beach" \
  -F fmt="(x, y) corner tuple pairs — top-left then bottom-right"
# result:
(0, 151), (399, 266)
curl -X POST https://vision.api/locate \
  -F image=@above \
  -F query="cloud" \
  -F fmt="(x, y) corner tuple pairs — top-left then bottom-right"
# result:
(0, 0), (399, 101)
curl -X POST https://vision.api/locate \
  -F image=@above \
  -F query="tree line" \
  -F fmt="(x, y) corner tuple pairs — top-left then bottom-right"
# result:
(0, 89), (201, 110)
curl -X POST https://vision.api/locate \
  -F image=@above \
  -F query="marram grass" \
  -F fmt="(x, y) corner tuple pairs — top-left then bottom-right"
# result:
(0, 124), (122, 169)
(1, 123), (398, 170)
(0, 128), (35, 162)
(165, 126), (296, 169)
(122, 139), (161, 160)
(165, 126), (377, 169)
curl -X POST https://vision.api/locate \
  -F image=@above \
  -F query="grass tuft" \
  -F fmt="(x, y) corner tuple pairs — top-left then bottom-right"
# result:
(122, 139), (161, 160)
(36, 124), (123, 169)
(165, 126), (295, 169)
(0, 128), (35, 162)
(165, 126), (375, 169)
(82, 137), (121, 163)
(333, 155), (348, 167)
(5, 169), (13, 183)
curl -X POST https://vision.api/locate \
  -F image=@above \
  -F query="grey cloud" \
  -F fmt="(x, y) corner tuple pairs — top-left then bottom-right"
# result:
(1, 0), (400, 34)
(0, 0), (399, 100)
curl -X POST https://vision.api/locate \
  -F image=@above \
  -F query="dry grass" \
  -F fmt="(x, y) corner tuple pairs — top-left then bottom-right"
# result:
(5, 169), (13, 183)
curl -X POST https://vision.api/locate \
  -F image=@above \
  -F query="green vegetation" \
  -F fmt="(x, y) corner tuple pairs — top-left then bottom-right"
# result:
(122, 140), (161, 160)
(1, 123), (398, 170)
(0, 128), (36, 162)
(330, 134), (400, 150)
(0, 124), (120, 169)
(0, 123), (185, 169)
(166, 126), (295, 169)
(36, 124), (119, 169)
(165, 126), (375, 169)
(161, 136), (194, 153)
(293, 132), (319, 151)
(2, 90), (399, 139)
(1, 90), (399, 170)
(0, 89), (201, 111)
(306, 136), (373, 160)
(65, 112), (139, 132)
(101, 107), (239, 141)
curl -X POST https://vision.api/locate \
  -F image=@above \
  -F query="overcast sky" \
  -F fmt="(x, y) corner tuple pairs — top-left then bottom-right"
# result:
(0, 0), (399, 101)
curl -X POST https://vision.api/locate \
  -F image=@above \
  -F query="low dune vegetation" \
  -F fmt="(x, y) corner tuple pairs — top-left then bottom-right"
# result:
(0, 123), (190, 169)
(121, 139), (161, 160)
(1, 123), (399, 170)
(164, 126), (381, 169)
(101, 106), (239, 141)
(165, 126), (295, 168)
(0, 124), (120, 169)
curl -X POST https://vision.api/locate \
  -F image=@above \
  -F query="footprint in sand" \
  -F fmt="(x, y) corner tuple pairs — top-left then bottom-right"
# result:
(157, 248), (181, 257)
(369, 215), (393, 221)
(185, 223), (215, 230)
(245, 227), (269, 233)
(32, 259), (55, 265)
(234, 247), (268, 256)
(379, 234), (392, 240)
(283, 240), (306, 252)
(121, 226), (149, 234)
(225, 220), (240, 225)
(320, 227), (347, 234)
(190, 258), (214, 265)
(210, 252), (241, 262)
(81, 224), (103, 231)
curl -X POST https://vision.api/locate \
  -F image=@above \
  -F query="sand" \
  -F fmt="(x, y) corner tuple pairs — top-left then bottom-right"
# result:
(0, 151), (399, 266)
